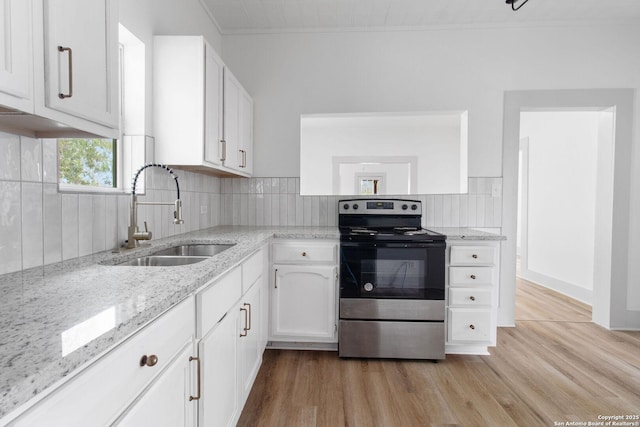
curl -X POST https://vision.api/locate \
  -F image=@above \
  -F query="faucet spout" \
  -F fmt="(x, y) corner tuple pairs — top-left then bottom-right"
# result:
(125, 163), (184, 249)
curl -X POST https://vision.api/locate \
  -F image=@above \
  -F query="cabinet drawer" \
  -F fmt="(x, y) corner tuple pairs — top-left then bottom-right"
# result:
(450, 246), (497, 266)
(448, 308), (491, 343)
(13, 298), (195, 427)
(242, 248), (264, 293)
(449, 266), (496, 286)
(449, 288), (492, 306)
(198, 267), (242, 337)
(272, 242), (336, 264)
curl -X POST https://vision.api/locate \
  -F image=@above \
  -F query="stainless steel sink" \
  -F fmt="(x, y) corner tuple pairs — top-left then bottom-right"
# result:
(151, 243), (235, 257)
(117, 255), (209, 267)
(114, 243), (235, 267)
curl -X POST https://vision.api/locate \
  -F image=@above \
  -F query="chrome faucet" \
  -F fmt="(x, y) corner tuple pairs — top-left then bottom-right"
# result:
(126, 163), (184, 249)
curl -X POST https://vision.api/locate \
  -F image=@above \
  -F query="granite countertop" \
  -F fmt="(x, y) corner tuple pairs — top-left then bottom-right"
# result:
(0, 226), (338, 420)
(0, 225), (502, 419)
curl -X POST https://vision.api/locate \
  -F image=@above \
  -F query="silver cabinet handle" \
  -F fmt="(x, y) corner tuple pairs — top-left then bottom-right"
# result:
(57, 46), (73, 99)
(240, 306), (248, 337)
(220, 140), (226, 162)
(245, 303), (252, 331)
(238, 149), (246, 168)
(189, 356), (201, 401)
(469, 296), (476, 301)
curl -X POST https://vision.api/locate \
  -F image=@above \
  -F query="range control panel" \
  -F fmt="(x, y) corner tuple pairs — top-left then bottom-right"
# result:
(338, 199), (422, 215)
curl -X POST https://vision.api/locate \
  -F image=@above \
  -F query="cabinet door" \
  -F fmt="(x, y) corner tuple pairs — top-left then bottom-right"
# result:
(199, 307), (239, 427)
(115, 343), (197, 427)
(271, 265), (337, 341)
(204, 41), (224, 166)
(237, 88), (253, 173)
(223, 69), (240, 170)
(39, 0), (118, 130)
(0, 0), (33, 112)
(238, 282), (261, 405)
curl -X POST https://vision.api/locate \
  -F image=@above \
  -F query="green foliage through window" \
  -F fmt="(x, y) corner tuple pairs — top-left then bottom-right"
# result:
(58, 138), (117, 187)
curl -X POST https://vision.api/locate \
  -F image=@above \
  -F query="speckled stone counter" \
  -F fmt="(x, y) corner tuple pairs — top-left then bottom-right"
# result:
(429, 227), (506, 241)
(0, 226), (339, 420)
(0, 225), (502, 419)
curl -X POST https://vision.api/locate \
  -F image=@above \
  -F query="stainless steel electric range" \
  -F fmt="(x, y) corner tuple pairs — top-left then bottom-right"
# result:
(338, 198), (446, 360)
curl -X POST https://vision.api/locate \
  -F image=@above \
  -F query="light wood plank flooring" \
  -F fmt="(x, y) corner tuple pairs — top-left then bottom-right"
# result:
(238, 279), (640, 427)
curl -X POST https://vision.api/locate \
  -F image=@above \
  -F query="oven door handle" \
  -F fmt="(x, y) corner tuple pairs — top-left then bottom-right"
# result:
(340, 241), (443, 248)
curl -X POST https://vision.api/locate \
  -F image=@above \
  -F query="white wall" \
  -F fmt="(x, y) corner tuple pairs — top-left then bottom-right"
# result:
(221, 23), (640, 179)
(119, 0), (223, 134)
(222, 23), (640, 329)
(519, 111), (599, 303)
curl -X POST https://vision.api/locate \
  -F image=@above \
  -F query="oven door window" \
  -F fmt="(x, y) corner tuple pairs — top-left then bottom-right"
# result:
(340, 243), (444, 299)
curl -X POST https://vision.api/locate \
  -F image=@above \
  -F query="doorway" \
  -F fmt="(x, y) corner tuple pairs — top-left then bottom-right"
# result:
(500, 89), (634, 330)
(515, 110), (611, 322)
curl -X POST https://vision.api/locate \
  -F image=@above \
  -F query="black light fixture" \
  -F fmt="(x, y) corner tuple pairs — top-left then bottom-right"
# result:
(506, 0), (529, 11)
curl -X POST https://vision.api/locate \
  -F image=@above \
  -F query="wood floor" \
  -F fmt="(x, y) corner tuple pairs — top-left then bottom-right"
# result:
(238, 279), (640, 427)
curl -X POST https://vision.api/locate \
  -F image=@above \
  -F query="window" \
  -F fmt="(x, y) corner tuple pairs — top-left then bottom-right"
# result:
(58, 138), (118, 188)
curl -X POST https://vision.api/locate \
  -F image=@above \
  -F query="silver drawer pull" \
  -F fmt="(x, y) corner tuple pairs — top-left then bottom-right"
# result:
(469, 296), (476, 301)
(472, 254), (478, 259)
(302, 251), (307, 257)
(469, 324), (476, 330)
(470, 275), (476, 280)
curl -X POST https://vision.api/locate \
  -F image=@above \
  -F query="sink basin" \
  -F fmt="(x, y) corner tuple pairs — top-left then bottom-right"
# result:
(151, 243), (235, 257)
(113, 243), (235, 267)
(117, 255), (209, 267)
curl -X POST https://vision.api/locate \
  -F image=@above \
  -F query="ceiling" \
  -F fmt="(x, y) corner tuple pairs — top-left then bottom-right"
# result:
(200, 0), (640, 34)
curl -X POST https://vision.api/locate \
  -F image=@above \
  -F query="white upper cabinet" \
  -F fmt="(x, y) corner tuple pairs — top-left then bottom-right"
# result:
(223, 68), (253, 175)
(154, 35), (253, 177)
(0, 0), (119, 138)
(0, 0), (33, 112)
(36, 0), (119, 133)
(154, 36), (224, 170)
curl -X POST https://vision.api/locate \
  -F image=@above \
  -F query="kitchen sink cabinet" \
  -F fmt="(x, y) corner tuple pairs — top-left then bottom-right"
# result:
(0, 0), (119, 138)
(270, 240), (339, 346)
(196, 247), (266, 427)
(446, 241), (500, 355)
(153, 36), (253, 177)
(10, 297), (197, 427)
(0, 0), (33, 112)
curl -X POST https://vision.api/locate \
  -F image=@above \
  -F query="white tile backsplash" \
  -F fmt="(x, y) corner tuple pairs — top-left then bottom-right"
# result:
(1, 134), (503, 276)
(0, 181), (22, 274)
(21, 182), (43, 269)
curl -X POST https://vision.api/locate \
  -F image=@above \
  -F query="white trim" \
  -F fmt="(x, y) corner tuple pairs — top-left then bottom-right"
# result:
(502, 89), (635, 330)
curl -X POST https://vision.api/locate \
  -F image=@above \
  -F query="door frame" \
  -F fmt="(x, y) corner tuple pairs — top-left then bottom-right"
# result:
(500, 89), (635, 329)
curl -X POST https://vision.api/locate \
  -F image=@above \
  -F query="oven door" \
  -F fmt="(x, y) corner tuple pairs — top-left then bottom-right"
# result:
(340, 241), (445, 300)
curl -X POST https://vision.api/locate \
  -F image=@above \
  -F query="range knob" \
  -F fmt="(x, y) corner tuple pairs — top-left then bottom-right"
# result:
(353, 204), (359, 210)
(411, 204), (418, 211)
(401, 204), (408, 210)
(343, 204), (350, 210)
(363, 283), (374, 292)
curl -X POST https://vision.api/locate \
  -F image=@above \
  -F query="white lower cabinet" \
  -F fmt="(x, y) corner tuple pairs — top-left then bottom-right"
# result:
(270, 240), (339, 345)
(238, 282), (262, 404)
(196, 247), (267, 427)
(7, 247), (269, 427)
(10, 297), (197, 427)
(199, 299), (239, 427)
(115, 343), (197, 427)
(446, 241), (500, 355)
